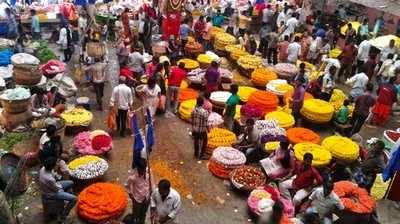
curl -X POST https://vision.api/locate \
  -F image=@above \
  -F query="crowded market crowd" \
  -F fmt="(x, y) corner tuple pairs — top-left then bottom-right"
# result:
(1, 0), (400, 223)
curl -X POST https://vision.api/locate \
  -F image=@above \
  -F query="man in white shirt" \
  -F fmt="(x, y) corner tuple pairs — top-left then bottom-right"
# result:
(321, 55), (341, 78)
(283, 13), (298, 38)
(262, 5), (273, 26)
(151, 179), (181, 224)
(129, 45), (145, 76)
(110, 76), (133, 137)
(86, 57), (108, 110)
(346, 67), (369, 100)
(287, 36), (301, 64)
(321, 66), (337, 101)
(306, 182), (344, 224)
(357, 35), (371, 69)
(377, 53), (394, 83)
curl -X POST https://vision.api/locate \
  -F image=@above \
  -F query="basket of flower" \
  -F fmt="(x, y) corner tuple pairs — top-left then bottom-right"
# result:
(207, 128), (237, 155)
(178, 99), (196, 122)
(230, 48), (249, 61)
(78, 182), (128, 223)
(240, 104), (263, 124)
(300, 99), (334, 123)
(230, 165), (267, 191)
(210, 26), (225, 40)
(247, 90), (279, 116)
(225, 44), (243, 54)
(177, 58), (199, 71)
(86, 42), (106, 59)
(213, 32), (236, 51)
(210, 91), (232, 107)
(208, 147), (246, 179)
(0, 87), (31, 114)
(208, 112), (224, 129)
(286, 127), (320, 145)
(74, 130), (113, 155)
(266, 79), (294, 96)
(329, 89), (347, 112)
(68, 155), (109, 180)
(237, 55), (263, 77)
(61, 108), (93, 133)
(273, 63), (298, 81)
(321, 136), (359, 162)
(293, 143), (332, 167)
(197, 54), (212, 69)
(251, 67), (278, 87)
(265, 111), (295, 129)
(254, 120), (286, 143)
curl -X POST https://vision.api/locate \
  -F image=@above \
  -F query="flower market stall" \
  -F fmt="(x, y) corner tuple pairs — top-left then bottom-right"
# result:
(68, 155), (109, 180)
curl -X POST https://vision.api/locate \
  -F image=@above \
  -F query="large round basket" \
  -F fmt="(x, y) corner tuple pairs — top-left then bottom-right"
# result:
(230, 166), (267, 192)
(135, 84), (146, 99)
(0, 97), (30, 114)
(87, 42), (106, 58)
(13, 64), (42, 86)
(0, 153), (28, 196)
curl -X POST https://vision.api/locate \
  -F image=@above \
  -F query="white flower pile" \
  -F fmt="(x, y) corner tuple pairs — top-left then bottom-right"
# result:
(254, 119), (286, 137)
(69, 159), (109, 179)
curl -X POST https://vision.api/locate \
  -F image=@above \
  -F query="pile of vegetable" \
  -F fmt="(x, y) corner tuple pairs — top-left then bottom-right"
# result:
(0, 132), (32, 152)
(30, 41), (57, 64)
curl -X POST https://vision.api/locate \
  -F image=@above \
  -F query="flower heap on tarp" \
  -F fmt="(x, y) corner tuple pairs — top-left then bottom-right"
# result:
(178, 88), (199, 103)
(286, 127), (320, 144)
(74, 130), (113, 155)
(321, 136), (359, 162)
(237, 55), (263, 70)
(214, 32), (236, 50)
(251, 67), (278, 87)
(230, 48), (249, 61)
(68, 155), (108, 179)
(177, 58), (199, 70)
(254, 119), (286, 143)
(178, 99), (196, 122)
(78, 183), (128, 223)
(208, 112), (224, 129)
(208, 147), (246, 179)
(265, 111), (295, 129)
(197, 54), (212, 64)
(61, 108), (93, 126)
(247, 90), (279, 116)
(273, 63), (298, 80)
(207, 128), (237, 155)
(300, 99), (334, 123)
(333, 181), (376, 214)
(293, 143), (332, 166)
(231, 165), (267, 191)
(266, 79), (294, 96)
(238, 86), (257, 103)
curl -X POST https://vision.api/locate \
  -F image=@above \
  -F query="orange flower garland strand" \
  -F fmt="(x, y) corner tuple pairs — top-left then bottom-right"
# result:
(286, 127), (320, 144)
(78, 183), (128, 223)
(333, 181), (376, 214)
(178, 88), (199, 103)
(247, 90), (279, 115)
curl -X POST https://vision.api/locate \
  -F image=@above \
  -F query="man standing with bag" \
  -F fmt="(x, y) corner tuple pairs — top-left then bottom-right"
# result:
(85, 57), (107, 110)
(110, 76), (134, 137)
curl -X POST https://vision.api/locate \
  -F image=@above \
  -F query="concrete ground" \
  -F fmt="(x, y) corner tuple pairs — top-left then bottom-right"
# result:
(8, 45), (400, 224)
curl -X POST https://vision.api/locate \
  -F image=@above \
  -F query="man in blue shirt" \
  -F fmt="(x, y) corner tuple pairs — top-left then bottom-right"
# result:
(179, 18), (191, 48)
(31, 9), (40, 39)
(212, 10), (224, 27)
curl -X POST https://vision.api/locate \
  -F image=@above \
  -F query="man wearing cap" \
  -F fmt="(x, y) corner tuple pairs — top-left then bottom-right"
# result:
(110, 76), (134, 137)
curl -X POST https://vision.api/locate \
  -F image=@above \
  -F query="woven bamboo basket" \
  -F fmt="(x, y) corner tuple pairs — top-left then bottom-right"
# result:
(0, 97), (30, 114)
(87, 42), (106, 58)
(13, 64), (41, 86)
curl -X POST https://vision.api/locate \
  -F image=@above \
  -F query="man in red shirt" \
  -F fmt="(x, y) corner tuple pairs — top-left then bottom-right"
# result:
(279, 153), (323, 206)
(338, 40), (357, 82)
(167, 62), (187, 114)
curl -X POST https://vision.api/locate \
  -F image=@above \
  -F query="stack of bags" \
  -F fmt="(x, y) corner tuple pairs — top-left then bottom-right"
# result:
(208, 147), (246, 179)
(300, 99), (334, 123)
(322, 136), (359, 162)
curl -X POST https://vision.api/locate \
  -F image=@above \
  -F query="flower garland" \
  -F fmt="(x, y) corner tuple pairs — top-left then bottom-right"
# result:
(266, 79), (294, 96)
(240, 104), (263, 119)
(293, 143), (332, 166)
(251, 67), (278, 87)
(214, 32), (236, 50)
(197, 54), (212, 64)
(237, 55), (263, 70)
(273, 63), (298, 79)
(286, 127), (320, 144)
(238, 86), (257, 103)
(333, 181), (376, 214)
(207, 128), (237, 155)
(321, 136), (359, 161)
(178, 99), (196, 122)
(61, 108), (93, 126)
(78, 183), (128, 222)
(178, 88), (199, 103)
(68, 155), (108, 179)
(265, 111), (295, 129)
(230, 49), (249, 61)
(247, 90), (278, 115)
(208, 147), (246, 179)
(177, 58), (199, 70)
(300, 99), (334, 123)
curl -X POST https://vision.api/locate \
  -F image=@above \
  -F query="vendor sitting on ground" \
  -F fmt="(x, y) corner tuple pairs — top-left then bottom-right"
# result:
(304, 181), (345, 224)
(232, 118), (263, 163)
(31, 87), (55, 118)
(354, 140), (386, 192)
(260, 138), (295, 181)
(279, 153), (323, 207)
(334, 99), (350, 125)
